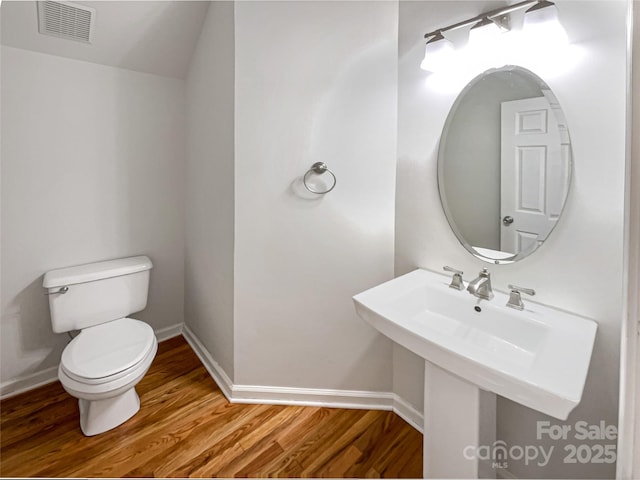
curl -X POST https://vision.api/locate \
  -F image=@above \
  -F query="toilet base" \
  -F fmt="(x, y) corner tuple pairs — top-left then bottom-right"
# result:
(78, 388), (140, 436)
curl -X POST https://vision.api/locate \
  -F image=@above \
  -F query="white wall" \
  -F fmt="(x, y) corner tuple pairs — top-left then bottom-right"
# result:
(1, 46), (185, 394)
(233, 1), (398, 391)
(185, 1), (235, 380)
(397, 1), (627, 478)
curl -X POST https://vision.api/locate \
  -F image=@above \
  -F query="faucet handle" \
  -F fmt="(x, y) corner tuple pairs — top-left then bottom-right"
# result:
(506, 284), (536, 310)
(443, 266), (465, 290)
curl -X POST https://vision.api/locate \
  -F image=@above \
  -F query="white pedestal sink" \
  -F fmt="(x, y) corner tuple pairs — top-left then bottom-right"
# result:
(353, 269), (597, 479)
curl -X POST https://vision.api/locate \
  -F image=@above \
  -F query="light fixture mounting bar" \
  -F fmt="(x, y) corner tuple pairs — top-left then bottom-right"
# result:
(423, 0), (550, 39)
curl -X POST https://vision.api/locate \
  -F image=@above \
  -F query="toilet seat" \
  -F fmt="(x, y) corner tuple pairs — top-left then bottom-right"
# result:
(61, 318), (156, 385)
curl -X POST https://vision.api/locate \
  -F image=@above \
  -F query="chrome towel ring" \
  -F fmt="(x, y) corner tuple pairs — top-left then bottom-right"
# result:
(303, 162), (336, 194)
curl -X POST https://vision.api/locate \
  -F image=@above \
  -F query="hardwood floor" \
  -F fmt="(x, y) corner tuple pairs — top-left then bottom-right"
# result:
(0, 336), (422, 478)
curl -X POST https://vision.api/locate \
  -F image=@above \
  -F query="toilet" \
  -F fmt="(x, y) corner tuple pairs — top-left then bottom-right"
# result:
(43, 256), (158, 436)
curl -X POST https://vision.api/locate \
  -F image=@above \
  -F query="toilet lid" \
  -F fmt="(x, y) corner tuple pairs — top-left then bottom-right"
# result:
(61, 318), (155, 380)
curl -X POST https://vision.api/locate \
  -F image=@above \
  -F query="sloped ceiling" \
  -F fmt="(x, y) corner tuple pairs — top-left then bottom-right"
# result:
(1, 0), (210, 78)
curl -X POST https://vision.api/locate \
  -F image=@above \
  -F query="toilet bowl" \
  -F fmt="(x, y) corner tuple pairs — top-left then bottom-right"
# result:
(44, 256), (157, 436)
(58, 317), (158, 436)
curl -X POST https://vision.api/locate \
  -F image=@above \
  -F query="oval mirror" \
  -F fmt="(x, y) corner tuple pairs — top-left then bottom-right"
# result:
(438, 66), (572, 264)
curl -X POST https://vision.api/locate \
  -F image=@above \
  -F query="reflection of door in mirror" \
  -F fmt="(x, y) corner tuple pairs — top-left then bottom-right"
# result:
(500, 93), (570, 255)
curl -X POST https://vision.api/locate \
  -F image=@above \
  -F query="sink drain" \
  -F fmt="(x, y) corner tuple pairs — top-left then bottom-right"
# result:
(474, 306), (482, 313)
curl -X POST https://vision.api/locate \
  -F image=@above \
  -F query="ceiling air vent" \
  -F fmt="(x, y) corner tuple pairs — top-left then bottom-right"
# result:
(37, 1), (95, 44)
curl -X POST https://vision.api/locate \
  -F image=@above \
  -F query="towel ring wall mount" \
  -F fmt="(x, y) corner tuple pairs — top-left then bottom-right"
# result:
(303, 162), (337, 195)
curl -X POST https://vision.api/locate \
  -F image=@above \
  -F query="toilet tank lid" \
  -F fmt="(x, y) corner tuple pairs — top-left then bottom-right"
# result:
(43, 256), (153, 288)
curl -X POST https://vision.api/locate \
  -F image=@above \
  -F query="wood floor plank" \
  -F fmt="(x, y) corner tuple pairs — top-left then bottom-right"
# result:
(344, 414), (422, 478)
(250, 450), (306, 479)
(0, 381), (69, 425)
(313, 444), (363, 478)
(275, 406), (337, 451)
(176, 438), (247, 478)
(234, 441), (286, 477)
(248, 406), (328, 477)
(301, 409), (383, 476)
(293, 408), (370, 472)
(380, 433), (423, 478)
(372, 428), (419, 476)
(0, 336), (422, 478)
(211, 406), (311, 478)
(0, 395), (78, 452)
(150, 403), (276, 478)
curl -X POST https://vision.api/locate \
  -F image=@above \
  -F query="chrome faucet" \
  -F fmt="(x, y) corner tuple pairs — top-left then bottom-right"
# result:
(467, 268), (494, 300)
(506, 285), (536, 310)
(443, 266), (465, 290)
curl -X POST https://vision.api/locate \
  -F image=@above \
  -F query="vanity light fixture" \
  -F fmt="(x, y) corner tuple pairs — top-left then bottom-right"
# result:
(420, 0), (566, 73)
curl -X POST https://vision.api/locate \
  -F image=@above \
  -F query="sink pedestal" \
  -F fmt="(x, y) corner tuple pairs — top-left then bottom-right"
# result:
(424, 361), (496, 479)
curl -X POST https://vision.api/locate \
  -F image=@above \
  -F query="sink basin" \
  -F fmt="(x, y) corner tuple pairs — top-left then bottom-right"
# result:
(353, 268), (597, 420)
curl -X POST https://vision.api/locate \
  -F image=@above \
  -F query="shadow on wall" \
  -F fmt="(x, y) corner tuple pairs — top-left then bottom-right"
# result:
(289, 170), (337, 202)
(120, 1), (209, 78)
(2, 277), (68, 381)
(112, 70), (185, 335)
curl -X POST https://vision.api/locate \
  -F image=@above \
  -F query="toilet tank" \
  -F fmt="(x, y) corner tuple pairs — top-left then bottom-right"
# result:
(43, 256), (153, 333)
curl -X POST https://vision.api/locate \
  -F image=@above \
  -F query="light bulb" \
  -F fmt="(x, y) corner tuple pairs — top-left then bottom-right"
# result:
(522, 1), (568, 46)
(465, 21), (507, 70)
(469, 21), (503, 49)
(420, 35), (455, 73)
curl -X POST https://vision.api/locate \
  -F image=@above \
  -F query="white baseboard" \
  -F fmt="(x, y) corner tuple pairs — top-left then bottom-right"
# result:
(182, 324), (234, 400)
(1, 322), (184, 400)
(181, 325), (424, 433)
(0, 365), (59, 400)
(392, 392), (424, 433)
(154, 322), (183, 342)
(232, 383), (395, 410)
